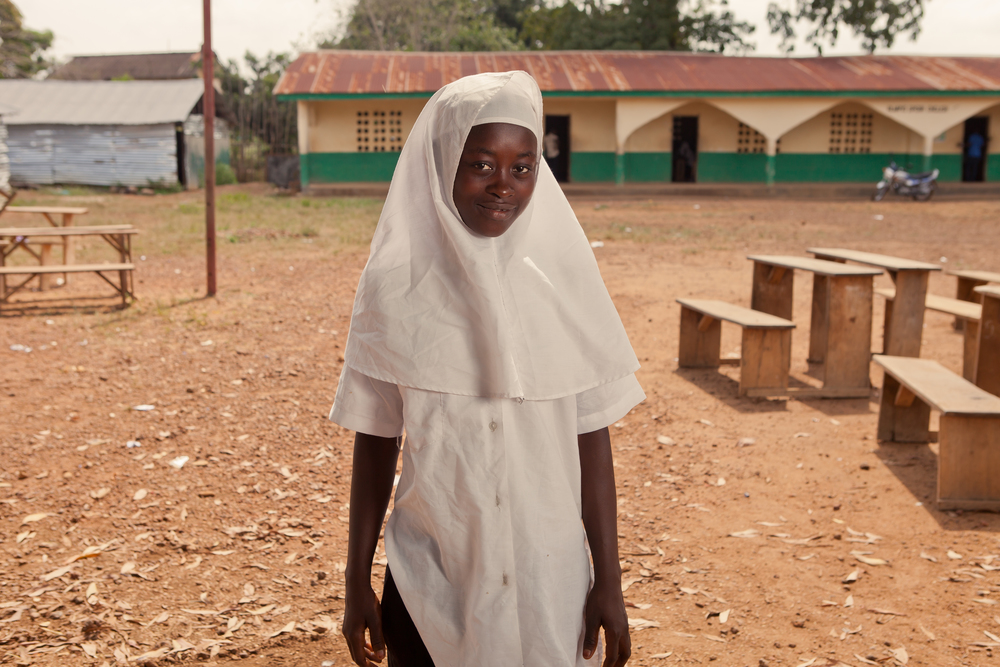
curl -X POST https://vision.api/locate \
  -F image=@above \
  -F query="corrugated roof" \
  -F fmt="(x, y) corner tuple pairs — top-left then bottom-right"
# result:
(0, 80), (206, 125)
(275, 52), (1000, 96)
(48, 52), (202, 81)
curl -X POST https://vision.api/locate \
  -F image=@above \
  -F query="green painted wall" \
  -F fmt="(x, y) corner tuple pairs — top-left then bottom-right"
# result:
(302, 152), (400, 186)
(697, 153), (769, 183)
(300, 150), (981, 184)
(570, 152), (617, 182)
(988, 156), (1000, 182)
(624, 153), (672, 182)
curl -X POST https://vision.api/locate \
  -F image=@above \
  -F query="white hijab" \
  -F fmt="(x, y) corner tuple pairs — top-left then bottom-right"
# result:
(343, 71), (639, 400)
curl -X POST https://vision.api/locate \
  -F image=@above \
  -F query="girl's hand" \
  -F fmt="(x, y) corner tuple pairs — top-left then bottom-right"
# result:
(343, 582), (386, 666)
(582, 579), (631, 667)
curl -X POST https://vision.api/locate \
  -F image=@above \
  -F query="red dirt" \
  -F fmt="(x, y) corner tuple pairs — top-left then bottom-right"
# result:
(2, 187), (1000, 667)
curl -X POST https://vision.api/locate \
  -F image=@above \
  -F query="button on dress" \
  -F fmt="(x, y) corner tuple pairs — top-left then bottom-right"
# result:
(331, 366), (645, 666)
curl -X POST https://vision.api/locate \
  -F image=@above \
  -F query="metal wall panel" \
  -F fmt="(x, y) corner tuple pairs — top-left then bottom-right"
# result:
(0, 120), (9, 190)
(8, 123), (179, 187)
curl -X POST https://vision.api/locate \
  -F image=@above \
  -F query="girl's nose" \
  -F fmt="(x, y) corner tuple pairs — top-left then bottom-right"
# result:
(488, 170), (515, 197)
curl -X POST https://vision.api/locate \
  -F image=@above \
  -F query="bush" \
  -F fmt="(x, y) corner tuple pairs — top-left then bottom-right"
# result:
(216, 163), (237, 185)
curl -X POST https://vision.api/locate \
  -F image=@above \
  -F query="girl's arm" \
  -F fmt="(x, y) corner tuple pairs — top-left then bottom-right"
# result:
(578, 427), (631, 667)
(343, 432), (401, 667)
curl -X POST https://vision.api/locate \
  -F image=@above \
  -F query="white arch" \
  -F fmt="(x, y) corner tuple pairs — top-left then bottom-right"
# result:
(859, 97), (1000, 161)
(706, 98), (845, 156)
(615, 98), (690, 153)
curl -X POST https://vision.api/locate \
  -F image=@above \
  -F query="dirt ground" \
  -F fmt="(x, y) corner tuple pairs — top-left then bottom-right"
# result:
(2, 184), (1000, 667)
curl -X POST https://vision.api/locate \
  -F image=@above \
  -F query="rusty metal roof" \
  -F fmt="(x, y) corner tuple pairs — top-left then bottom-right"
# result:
(49, 52), (203, 81)
(275, 51), (1000, 97)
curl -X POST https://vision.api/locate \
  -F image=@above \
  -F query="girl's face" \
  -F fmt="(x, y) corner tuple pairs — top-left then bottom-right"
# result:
(453, 122), (538, 238)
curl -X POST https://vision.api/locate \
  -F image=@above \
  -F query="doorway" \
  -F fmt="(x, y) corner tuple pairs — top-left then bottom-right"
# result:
(544, 115), (570, 182)
(963, 117), (988, 182)
(672, 116), (698, 183)
(175, 123), (187, 188)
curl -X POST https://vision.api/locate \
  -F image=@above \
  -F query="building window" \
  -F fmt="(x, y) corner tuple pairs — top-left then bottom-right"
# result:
(736, 123), (765, 154)
(829, 112), (872, 154)
(736, 123), (778, 154)
(357, 110), (403, 153)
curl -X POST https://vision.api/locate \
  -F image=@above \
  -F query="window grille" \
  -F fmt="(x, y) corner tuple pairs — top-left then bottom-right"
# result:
(736, 123), (766, 154)
(830, 112), (872, 154)
(357, 110), (403, 153)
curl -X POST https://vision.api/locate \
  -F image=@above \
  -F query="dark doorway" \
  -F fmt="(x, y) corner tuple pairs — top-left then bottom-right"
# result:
(672, 116), (698, 183)
(175, 123), (187, 188)
(963, 116), (988, 182)
(544, 115), (570, 182)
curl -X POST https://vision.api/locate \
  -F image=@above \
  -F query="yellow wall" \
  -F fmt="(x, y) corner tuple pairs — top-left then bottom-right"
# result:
(542, 98), (617, 152)
(779, 101), (924, 154)
(984, 103), (1000, 154)
(305, 99), (428, 153)
(624, 111), (672, 152)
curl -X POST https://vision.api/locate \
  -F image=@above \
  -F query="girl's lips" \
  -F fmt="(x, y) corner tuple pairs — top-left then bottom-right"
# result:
(478, 203), (516, 219)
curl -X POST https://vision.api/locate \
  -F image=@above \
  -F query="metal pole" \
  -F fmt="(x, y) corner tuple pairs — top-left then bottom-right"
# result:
(203, 0), (217, 297)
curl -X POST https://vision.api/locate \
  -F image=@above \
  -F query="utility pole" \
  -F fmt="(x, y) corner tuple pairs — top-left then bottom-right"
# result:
(203, 0), (217, 296)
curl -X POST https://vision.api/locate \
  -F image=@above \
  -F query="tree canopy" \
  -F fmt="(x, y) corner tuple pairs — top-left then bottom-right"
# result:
(766, 0), (926, 54)
(0, 0), (53, 78)
(326, 0), (754, 53)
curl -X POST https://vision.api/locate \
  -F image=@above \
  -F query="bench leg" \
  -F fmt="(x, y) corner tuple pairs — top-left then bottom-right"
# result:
(678, 306), (721, 368)
(962, 320), (979, 381)
(808, 274), (829, 363)
(739, 327), (791, 397)
(884, 270), (928, 358)
(976, 296), (1000, 396)
(62, 213), (75, 286)
(937, 414), (1000, 511)
(39, 244), (53, 291)
(823, 275), (874, 390)
(877, 374), (931, 443)
(751, 261), (794, 320)
(954, 277), (986, 331)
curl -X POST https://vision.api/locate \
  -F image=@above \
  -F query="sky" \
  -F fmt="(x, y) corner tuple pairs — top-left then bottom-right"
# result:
(17, 0), (1000, 69)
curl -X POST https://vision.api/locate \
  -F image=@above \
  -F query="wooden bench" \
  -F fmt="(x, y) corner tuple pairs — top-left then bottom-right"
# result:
(748, 254), (881, 396)
(808, 248), (941, 358)
(876, 288), (982, 380)
(0, 263), (135, 311)
(4, 206), (90, 285)
(873, 355), (1000, 510)
(974, 285), (1000, 397)
(950, 269), (1000, 331)
(677, 298), (795, 397)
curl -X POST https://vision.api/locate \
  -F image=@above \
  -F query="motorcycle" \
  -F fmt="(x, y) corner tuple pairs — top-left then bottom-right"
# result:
(873, 161), (939, 201)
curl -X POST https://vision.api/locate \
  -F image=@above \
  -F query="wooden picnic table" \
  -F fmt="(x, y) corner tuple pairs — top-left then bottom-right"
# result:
(748, 254), (882, 397)
(807, 248), (941, 358)
(0, 225), (137, 296)
(3, 206), (90, 285)
(974, 285), (1000, 397)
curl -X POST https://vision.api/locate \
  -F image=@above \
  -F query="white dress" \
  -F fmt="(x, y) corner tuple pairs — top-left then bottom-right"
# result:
(330, 365), (645, 667)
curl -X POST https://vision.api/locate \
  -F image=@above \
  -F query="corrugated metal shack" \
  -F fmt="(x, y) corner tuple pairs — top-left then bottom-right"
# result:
(0, 104), (10, 193)
(0, 79), (230, 188)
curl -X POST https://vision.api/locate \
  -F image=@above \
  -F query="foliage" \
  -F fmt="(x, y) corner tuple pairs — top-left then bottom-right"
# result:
(0, 0), (53, 78)
(519, 0), (754, 52)
(766, 0), (925, 54)
(216, 163), (237, 186)
(210, 51), (298, 182)
(327, 0), (753, 53)
(324, 0), (521, 51)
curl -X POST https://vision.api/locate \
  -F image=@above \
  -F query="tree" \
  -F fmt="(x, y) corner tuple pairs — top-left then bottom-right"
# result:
(0, 0), (53, 78)
(766, 0), (925, 54)
(511, 0), (755, 53)
(325, 0), (521, 51)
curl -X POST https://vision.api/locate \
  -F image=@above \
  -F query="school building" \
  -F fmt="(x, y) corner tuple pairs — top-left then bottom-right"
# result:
(274, 51), (1000, 189)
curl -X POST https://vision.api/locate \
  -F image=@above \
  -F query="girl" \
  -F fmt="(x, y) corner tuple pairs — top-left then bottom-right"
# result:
(331, 71), (644, 667)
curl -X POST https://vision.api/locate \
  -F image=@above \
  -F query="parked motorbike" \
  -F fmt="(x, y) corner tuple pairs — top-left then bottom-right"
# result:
(873, 161), (939, 201)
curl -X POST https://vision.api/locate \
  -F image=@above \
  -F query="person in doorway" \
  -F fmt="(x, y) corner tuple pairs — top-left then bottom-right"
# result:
(965, 130), (986, 181)
(543, 128), (561, 173)
(331, 71), (643, 667)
